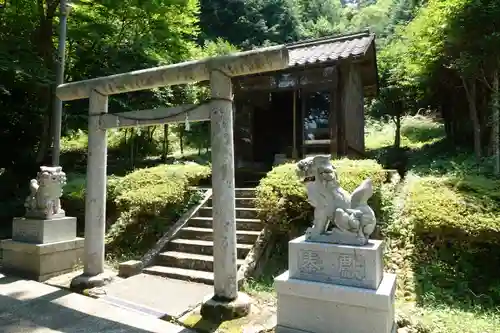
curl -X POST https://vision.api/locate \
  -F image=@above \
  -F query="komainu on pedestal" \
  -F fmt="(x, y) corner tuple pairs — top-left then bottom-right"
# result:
(0, 166), (83, 282)
(24, 166), (67, 219)
(274, 155), (397, 333)
(296, 155), (376, 246)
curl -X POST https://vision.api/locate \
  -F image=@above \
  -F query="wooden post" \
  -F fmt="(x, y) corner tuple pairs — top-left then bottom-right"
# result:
(292, 90), (298, 159)
(329, 68), (339, 157)
(301, 89), (306, 157)
(336, 65), (347, 156)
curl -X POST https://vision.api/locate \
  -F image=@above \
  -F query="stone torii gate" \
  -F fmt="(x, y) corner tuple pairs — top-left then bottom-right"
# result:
(56, 46), (289, 318)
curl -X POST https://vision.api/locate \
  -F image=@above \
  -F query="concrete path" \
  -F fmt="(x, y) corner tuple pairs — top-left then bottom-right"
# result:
(97, 273), (213, 320)
(0, 273), (195, 333)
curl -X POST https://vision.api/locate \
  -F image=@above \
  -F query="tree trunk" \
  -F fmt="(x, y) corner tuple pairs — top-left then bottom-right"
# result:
(34, 1), (58, 164)
(130, 128), (135, 168)
(462, 77), (481, 161)
(179, 127), (184, 155)
(124, 129), (128, 147)
(35, 111), (52, 164)
(162, 124), (169, 162)
(393, 114), (401, 149)
(492, 70), (500, 175)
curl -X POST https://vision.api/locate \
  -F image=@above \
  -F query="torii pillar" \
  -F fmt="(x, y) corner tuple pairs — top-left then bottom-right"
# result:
(56, 46), (289, 317)
(199, 69), (245, 319)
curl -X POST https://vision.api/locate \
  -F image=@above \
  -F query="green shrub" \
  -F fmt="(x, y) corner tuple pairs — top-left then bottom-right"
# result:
(62, 173), (122, 233)
(384, 175), (500, 310)
(61, 173), (86, 231)
(255, 158), (390, 233)
(105, 163), (211, 256)
(62, 164), (210, 257)
(405, 175), (500, 244)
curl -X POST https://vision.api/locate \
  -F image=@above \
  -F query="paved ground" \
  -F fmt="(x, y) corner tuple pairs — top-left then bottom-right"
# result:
(97, 273), (213, 319)
(45, 267), (122, 290)
(0, 273), (195, 333)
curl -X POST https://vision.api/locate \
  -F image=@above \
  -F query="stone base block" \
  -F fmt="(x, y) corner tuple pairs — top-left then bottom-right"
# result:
(0, 238), (84, 282)
(275, 271), (396, 333)
(200, 292), (252, 321)
(118, 260), (144, 278)
(70, 272), (114, 293)
(276, 325), (396, 333)
(13, 216), (77, 244)
(289, 235), (383, 289)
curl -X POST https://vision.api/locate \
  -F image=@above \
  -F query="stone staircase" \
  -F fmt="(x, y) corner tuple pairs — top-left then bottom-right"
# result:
(143, 188), (262, 285)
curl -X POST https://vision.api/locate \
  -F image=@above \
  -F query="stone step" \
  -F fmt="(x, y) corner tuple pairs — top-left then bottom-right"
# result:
(206, 197), (256, 208)
(234, 188), (257, 198)
(235, 197), (257, 208)
(189, 216), (262, 231)
(168, 239), (252, 259)
(198, 207), (260, 219)
(143, 265), (215, 285)
(156, 251), (245, 272)
(179, 227), (260, 244)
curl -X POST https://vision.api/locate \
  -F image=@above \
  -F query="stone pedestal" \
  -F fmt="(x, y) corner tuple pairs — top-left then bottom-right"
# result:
(1, 216), (84, 282)
(12, 216), (77, 243)
(275, 235), (396, 333)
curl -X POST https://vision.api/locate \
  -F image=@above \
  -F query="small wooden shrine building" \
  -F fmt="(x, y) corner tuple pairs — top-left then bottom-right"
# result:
(232, 30), (378, 170)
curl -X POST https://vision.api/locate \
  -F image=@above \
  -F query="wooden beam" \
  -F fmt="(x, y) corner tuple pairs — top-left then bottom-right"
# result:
(56, 45), (289, 101)
(99, 104), (210, 129)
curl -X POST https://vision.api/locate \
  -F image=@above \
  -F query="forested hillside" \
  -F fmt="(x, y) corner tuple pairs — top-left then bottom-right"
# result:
(199, 0), (424, 48)
(0, 0), (499, 214)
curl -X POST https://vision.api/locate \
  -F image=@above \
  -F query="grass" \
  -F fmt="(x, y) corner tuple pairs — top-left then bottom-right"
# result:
(365, 114), (445, 151)
(60, 125), (211, 177)
(61, 126), (182, 154)
(395, 300), (500, 333)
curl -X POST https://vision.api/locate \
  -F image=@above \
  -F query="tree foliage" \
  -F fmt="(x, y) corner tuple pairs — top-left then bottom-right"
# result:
(378, 0), (500, 172)
(0, 0), (202, 168)
(1, 0), (500, 198)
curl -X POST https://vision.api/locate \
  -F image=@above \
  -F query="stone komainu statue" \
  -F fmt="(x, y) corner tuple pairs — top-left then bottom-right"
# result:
(296, 155), (376, 246)
(24, 166), (67, 219)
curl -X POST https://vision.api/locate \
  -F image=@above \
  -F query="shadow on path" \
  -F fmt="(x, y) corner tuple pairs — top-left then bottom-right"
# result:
(0, 274), (194, 333)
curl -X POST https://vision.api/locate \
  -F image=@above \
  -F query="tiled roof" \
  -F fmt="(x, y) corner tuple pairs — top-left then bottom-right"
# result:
(287, 31), (375, 66)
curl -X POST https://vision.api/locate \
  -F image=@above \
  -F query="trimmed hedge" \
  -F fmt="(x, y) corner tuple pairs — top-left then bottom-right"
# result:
(107, 163), (210, 256)
(255, 158), (391, 233)
(405, 175), (500, 244)
(62, 163), (211, 257)
(62, 173), (122, 234)
(382, 174), (500, 309)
